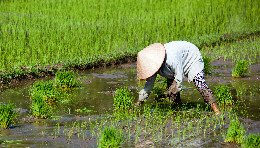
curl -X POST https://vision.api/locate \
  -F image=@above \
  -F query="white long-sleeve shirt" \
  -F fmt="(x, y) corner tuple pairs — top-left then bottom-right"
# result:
(138, 41), (204, 101)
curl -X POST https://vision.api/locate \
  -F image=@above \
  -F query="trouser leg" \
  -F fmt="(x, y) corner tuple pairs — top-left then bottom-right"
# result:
(193, 71), (215, 104)
(193, 71), (220, 115)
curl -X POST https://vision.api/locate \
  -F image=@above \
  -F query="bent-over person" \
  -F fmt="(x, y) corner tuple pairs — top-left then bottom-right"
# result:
(136, 41), (220, 115)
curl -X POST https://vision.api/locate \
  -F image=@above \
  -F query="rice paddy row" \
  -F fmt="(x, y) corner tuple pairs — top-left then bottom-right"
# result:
(0, 0), (259, 80)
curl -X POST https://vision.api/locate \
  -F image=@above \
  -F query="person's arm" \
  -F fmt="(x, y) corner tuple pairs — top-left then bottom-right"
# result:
(138, 74), (157, 102)
(174, 62), (183, 92)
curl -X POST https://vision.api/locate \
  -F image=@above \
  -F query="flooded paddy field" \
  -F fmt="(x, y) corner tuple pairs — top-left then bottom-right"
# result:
(0, 60), (259, 147)
(0, 0), (259, 147)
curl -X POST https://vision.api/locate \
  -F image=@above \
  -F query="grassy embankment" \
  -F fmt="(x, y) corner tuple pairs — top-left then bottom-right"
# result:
(0, 0), (259, 82)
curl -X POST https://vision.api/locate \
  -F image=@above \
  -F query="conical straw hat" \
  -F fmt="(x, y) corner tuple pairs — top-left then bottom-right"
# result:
(137, 43), (166, 80)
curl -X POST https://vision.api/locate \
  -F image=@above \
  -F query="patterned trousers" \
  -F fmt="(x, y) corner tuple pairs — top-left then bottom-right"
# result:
(192, 70), (215, 104)
(167, 70), (215, 104)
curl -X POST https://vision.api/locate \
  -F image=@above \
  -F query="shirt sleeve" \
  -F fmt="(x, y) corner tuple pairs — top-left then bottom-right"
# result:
(138, 74), (157, 101)
(174, 62), (183, 91)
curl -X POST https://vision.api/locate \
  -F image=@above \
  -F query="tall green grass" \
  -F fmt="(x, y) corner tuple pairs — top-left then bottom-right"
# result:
(202, 36), (260, 64)
(0, 0), (259, 76)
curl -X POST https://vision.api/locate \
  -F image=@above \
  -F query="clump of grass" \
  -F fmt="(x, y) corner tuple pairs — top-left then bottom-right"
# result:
(242, 133), (260, 148)
(0, 103), (17, 129)
(113, 87), (134, 111)
(232, 60), (249, 78)
(203, 56), (213, 75)
(214, 85), (233, 106)
(54, 71), (79, 90)
(30, 80), (60, 119)
(98, 126), (123, 148)
(225, 118), (245, 144)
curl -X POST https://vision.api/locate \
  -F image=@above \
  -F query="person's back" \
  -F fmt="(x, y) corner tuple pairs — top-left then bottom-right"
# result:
(164, 41), (204, 83)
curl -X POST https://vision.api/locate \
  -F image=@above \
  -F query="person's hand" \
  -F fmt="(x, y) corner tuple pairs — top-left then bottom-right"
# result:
(135, 100), (144, 107)
(139, 89), (148, 102)
(167, 80), (180, 97)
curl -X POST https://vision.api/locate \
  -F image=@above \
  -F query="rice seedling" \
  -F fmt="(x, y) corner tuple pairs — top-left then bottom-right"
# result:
(224, 118), (245, 144)
(98, 126), (123, 148)
(30, 80), (60, 118)
(0, 102), (17, 129)
(232, 60), (249, 78)
(113, 87), (134, 110)
(75, 107), (93, 114)
(213, 85), (233, 106)
(0, 140), (23, 145)
(203, 56), (213, 75)
(54, 71), (79, 90)
(242, 133), (260, 148)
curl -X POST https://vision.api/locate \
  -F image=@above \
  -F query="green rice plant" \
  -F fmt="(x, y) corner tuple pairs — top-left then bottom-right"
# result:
(203, 56), (212, 75)
(232, 60), (249, 78)
(202, 37), (260, 64)
(0, 103), (17, 129)
(0, 0), (259, 78)
(98, 126), (123, 148)
(242, 133), (260, 148)
(151, 76), (167, 101)
(113, 87), (134, 111)
(224, 118), (245, 144)
(30, 80), (60, 118)
(54, 71), (79, 90)
(214, 85), (233, 106)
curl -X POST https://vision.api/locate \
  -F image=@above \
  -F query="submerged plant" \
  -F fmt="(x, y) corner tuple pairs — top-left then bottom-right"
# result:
(75, 107), (93, 114)
(98, 126), (123, 148)
(232, 60), (249, 78)
(225, 118), (245, 144)
(242, 133), (260, 148)
(113, 87), (134, 111)
(0, 103), (17, 129)
(214, 85), (233, 106)
(203, 56), (213, 75)
(30, 80), (60, 118)
(54, 71), (79, 90)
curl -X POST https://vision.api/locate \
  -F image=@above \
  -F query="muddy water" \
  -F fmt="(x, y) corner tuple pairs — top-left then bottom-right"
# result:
(0, 62), (259, 147)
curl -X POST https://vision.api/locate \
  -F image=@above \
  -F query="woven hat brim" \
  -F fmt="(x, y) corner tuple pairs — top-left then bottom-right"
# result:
(137, 43), (166, 80)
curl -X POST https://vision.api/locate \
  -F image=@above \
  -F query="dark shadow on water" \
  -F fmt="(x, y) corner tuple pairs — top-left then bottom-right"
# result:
(148, 100), (211, 112)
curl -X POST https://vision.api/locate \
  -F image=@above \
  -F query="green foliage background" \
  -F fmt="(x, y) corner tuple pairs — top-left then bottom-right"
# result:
(0, 0), (259, 76)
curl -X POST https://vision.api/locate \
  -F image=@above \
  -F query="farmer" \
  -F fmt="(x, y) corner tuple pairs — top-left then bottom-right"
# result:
(136, 41), (220, 115)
